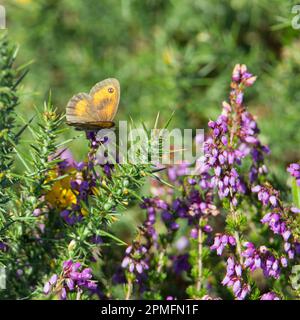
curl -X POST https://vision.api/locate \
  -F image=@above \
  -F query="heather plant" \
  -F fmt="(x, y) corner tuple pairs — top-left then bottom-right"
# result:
(0, 33), (299, 300)
(109, 64), (300, 300)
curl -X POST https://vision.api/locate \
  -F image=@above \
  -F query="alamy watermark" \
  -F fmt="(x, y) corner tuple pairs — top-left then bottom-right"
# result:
(0, 266), (6, 290)
(0, 5), (6, 30)
(292, 5), (300, 29)
(290, 265), (300, 291)
(94, 121), (204, 176)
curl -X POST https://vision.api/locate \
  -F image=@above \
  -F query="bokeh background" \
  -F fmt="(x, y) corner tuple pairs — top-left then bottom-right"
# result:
(2, 0), (300, 183)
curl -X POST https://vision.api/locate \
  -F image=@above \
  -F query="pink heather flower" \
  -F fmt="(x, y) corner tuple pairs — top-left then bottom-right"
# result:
(211, 234), (236, 255)
(232, 64), (241, 82)
(244, 76), (257, 87)
(242, 243), (284, 279)
(49, 274), (58, 285)
(43, 260), (97, 300)
(291, 207), (300, 214)
(121, 245), (149, 276)
(190, 228), (198, 239)
(287, 163), (300, 186)
(43, 281), (51, 295)
(222, 257), (250, 300)
(252, 185), (261, 193)
(269, 195), (277, 207)
(236, 93), (244, 105)
(260, 292), (280, 300)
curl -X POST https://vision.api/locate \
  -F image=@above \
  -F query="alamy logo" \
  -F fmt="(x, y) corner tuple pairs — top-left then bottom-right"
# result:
(0, 266), (6, 290)
(292, 5), (300, 30)
(93, 122), (204, 176)
(290, 265), (300, 290)
(0, 5), (6, 29)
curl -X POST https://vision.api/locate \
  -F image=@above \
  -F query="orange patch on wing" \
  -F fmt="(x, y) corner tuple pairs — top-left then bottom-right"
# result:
(92, 87), (111, 106)
(74, 99), (89, 117)
(101, 103), (116, 118)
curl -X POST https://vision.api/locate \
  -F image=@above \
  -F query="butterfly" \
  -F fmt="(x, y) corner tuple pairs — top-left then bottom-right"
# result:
(66, 78), (120, 130)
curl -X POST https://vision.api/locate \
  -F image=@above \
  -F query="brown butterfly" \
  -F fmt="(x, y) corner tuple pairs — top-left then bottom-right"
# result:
(66, 78), (120, 130)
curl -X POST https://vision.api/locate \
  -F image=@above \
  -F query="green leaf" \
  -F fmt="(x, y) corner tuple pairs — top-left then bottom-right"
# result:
(292, 178), (300, 208)
(99, 230), (127, 246)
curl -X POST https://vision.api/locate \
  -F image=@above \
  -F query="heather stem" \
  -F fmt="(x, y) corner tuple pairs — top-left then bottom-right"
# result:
(196, 219), (203, 292)
(229, 197), (243, 265)
(76, 288), (82, 300)
(125, 278), (133, 300)
(157, 249), (165, 274)
(234, 230), (243, 265)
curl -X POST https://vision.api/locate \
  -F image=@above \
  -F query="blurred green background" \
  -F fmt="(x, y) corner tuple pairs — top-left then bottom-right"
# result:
(2, 0), (300, 182)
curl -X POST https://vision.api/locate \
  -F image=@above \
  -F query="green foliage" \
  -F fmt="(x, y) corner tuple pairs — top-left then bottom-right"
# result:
(3, 0), (300, 180)
(0, 95), (67, 298)
(1, 0), (300, 300)
(292, 178), (300, 208)
(226, 212), (248, 234)
(0, 34), (22, 206)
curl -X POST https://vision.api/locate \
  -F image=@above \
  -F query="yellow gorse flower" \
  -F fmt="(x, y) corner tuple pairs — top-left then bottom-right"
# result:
(45, 168), (78, 210)
(44, 155), (102, 216)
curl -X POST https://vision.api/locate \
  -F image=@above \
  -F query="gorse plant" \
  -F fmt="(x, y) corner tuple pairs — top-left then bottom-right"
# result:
(0, 34), (28, 273)
(0, 36), (299, 300)
(0, 34), (23, 227)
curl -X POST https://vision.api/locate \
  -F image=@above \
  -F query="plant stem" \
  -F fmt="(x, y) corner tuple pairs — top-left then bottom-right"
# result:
(229, 192), (243, 265)
(125, 278), (133, 300)
(157, 249), (165, 274)
(196, 218), (203, 292)
(234, 230), (243, 265)
(76, 288), (82, 300)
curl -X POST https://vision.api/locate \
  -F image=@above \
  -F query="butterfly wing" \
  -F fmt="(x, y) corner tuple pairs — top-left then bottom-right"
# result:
(89, 78), (120, 122)
(66, 92), (97, 125)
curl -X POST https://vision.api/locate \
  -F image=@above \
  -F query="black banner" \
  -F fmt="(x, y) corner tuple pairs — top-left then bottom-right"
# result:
(0, 300), (295, 319)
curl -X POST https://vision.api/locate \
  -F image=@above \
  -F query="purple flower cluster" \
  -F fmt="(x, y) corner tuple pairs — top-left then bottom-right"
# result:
(168, 162), (190, 182)
(186, 189), (219, 222)
(56, 133), (114, 225)
(252, 185), (279, 207)
(210, 234), (236, 255)
(60, 164), (94, 225)
(242, 242), (285, 279)
(222, 257), (250, 300)
(261, 211), (292, 244)
(287, 163), (300, 186)
(139, 198), (161, 244)
(87, 131), (115, 176)
(44, 260), (97, 299)
(141, 197), (185, 234)
(199, 64), (269, 207)
(231, 63), (257, 86)
(203, 118), (246, 205)
(121, 245), (149, 275)
(252, 183), (298, 263)
(116, 197), (173, 285)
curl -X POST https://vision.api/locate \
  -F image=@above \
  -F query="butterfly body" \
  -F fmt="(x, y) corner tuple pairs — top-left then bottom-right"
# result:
(66, 78), (120, 130)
